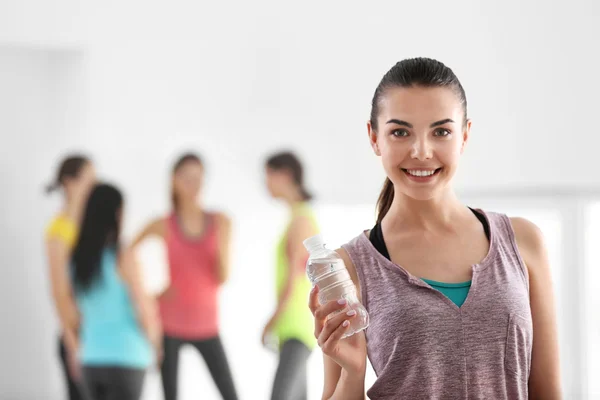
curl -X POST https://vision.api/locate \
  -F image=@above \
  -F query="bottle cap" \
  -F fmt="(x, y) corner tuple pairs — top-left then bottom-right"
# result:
(303, 234), (325, 252)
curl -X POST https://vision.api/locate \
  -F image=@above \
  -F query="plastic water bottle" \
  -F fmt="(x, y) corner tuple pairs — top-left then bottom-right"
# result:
(303, 234), (369, 338)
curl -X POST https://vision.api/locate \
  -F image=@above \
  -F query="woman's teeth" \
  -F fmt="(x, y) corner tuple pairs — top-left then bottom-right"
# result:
(406, 169), (438, 177)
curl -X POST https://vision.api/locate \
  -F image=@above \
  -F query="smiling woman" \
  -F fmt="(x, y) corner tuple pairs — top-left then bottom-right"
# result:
(309, 58), (562, 400)
(390, 117), (455, 181)
(371, 70), (470, 212)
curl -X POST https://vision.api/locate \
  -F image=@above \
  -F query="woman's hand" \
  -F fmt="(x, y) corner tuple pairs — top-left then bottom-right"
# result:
(261, 316), (277, 348)
(66, 349), (81, 381)
(309, 286), (367, 376)
(153, 336), (164, 367)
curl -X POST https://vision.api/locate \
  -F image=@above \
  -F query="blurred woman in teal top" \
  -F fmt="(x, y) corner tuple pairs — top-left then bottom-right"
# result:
(63, 183), (162, 400)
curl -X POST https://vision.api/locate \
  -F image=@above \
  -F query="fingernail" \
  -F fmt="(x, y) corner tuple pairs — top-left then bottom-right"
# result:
(337, 299), (347, 305)
(347, 310), (356, 316)
(343, 320), (350, 327)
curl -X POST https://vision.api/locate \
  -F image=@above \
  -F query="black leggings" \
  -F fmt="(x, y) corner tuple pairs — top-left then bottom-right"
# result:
(271, 339), (312, 400)
(161, 335), (238, 400)
(82, 366), (146, 400)
(58, 336), (84, 400)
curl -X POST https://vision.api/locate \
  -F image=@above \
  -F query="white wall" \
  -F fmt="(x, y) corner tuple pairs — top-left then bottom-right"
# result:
(0, 0), (84, 49)
(0, 47), (86, 399)
(1, 0), (600, 398)
(81, 0), (600, 202)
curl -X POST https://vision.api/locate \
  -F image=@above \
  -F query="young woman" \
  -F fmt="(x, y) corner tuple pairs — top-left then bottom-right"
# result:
(262, 151), (319, 400)
(309, 58), (562, 399)
(131, 153), (238, 400)
(61, 183), (161, 400)
(45, 155), (96, 399)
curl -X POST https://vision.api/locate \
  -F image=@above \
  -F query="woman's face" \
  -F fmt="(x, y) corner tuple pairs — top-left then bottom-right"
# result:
(66, 162), (97, 199)
(173, 161), (204, 203)
(368, 86), (471, 201)
(265, 167), (291, 199)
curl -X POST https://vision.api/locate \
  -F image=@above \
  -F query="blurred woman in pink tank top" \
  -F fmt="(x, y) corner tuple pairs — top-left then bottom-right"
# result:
(131, 153), (238, 400)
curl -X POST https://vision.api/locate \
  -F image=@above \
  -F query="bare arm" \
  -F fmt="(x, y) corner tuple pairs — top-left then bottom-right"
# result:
(511, 217), (562, 399)
(120, 249), (162, 352)
(46, 238), (80, 355)
(215, 213), (232, 284)
(270, 215), (317, 322)
(128, 218), (169, 297)
(320, 248), (366, 400)
(129, 218), (166, 248)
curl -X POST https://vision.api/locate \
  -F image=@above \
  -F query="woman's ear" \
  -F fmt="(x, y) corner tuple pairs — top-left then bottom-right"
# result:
(368, 121), (381, 156)
(461, 119), (472, 154)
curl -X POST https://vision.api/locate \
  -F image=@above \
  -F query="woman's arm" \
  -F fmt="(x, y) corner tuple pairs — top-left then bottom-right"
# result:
(120, 249), (162, 357)
(46, 238), (79, 353)
(262, 214), (318, 346)
(511, 217), (562, 399)
(46, 237), (81, 379)
(128, 218), (169, 298)
(270, 215), (316, 322)
(215, 213), (232, 284)
(129, 218), (166, 248)
(328, 368), (367, 400)
(319, 248), (366, 400)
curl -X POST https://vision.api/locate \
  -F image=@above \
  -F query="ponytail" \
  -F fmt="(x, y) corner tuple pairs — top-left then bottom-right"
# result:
(376, 178), (394, 223)
(45, 181), (60, 195)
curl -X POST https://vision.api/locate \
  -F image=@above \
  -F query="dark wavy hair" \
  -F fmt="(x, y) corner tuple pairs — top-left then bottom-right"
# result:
(71, 183), (123, 293)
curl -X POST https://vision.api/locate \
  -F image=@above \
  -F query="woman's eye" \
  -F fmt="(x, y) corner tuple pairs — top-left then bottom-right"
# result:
(434, 128), (451, 137)
(391, 129), (409, 137)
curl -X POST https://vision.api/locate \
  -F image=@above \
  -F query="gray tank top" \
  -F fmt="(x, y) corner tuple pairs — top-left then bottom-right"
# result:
(342, 210), (533, 400)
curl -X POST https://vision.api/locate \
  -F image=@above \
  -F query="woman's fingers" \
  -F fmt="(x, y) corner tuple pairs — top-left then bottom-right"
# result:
(312, 297), (349, 339)
(317, 308), (356, 349)
(322, 318), (352, 356)
(308, 285), (320, 315)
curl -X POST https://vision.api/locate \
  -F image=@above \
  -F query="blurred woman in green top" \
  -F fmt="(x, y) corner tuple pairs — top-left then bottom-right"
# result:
(262, 151), (319, 400)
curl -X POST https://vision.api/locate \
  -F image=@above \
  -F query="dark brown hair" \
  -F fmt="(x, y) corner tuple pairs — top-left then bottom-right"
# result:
(46, 155), (91, 194)
(266, 151), (313, 201)
(171, 153), (203, 210)
(370, 58), (467, 223)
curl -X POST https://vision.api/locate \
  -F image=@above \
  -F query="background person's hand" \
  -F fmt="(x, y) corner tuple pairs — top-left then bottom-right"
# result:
(66, 350), (81, 382)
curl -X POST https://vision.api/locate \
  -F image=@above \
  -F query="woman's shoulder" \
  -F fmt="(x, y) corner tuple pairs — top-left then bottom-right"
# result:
(479, 209), (547, 273)
(200, 210), (229, 233)
(146, 216), (169, 235)
(46, 214), (78, 246)
(341, 230), (370, 250)
(508, 217), (546, 265)
(208, 210), (229, 223)
(336, 231), (372, 267)
(291, 201), (316, 217)
(46, 213), (76, 231)
(477, 208), (542, 242)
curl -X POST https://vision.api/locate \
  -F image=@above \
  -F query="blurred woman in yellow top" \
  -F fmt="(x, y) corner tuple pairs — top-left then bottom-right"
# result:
(45, 155), (96, 400)
(262, 151), (319, 400)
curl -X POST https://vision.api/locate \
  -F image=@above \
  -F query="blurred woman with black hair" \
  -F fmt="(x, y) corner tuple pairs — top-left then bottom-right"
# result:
(56, 183), (161, 400)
